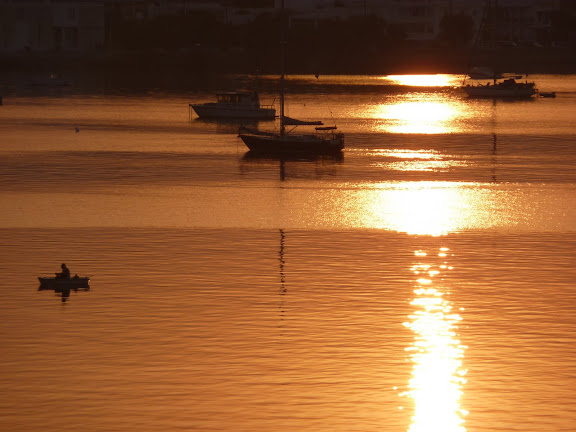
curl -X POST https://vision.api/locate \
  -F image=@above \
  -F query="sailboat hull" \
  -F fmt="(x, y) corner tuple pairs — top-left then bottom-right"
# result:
(239, 133), (344, 155)
(462, 84), (536, 98)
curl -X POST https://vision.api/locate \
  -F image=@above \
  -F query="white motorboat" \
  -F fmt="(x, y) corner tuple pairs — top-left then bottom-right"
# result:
(190, 90), (276, 120)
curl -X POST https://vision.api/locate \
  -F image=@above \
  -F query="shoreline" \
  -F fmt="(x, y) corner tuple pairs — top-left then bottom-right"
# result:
(2, 47), (575, 92)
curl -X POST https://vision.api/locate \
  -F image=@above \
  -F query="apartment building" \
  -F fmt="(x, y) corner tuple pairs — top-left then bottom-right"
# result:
(108, 0), (565, 44)
(0, 0), (106, 52)
(478, 0), (562, 47)
(0, 0), (567, 52)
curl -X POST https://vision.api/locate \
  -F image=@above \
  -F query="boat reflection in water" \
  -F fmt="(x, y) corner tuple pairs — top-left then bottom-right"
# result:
(241, 151), (344, 163)
(38, 279), (91, 303)
(240, 151), (343, 181)
(402, 249), (468, 432)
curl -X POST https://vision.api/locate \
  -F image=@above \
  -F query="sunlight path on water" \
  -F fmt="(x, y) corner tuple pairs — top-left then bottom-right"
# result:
(383, 75), (460, 87)
(402, 248), (468, 432)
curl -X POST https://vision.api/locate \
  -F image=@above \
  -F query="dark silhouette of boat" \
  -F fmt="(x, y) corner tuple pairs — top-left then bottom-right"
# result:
(539, 91), (556, 98)
(38, 276), (90, 290)
(190, 90), (276, 120)
(239, 122), (344, 155)
(460, 2), (540, 99)
(462, 75), (537, 98)
(38, 276), (90, 303)
(237, 0), (344, 155)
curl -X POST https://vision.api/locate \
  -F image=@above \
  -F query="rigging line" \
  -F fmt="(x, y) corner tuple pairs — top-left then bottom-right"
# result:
(463, 0), (491, 85)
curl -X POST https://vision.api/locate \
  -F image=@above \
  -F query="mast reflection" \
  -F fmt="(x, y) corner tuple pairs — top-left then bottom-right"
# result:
(279, 229), (287, 306)
(38, 285), (90, 303)
(240, 152), (343, 181)
(402, 248), (468, 432)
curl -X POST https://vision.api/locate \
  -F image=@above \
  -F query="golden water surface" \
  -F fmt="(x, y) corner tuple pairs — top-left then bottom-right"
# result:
(0, 74), (575, 432)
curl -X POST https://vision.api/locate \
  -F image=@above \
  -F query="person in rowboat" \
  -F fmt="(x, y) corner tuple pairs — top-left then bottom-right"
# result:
(55, 263), (71, 279)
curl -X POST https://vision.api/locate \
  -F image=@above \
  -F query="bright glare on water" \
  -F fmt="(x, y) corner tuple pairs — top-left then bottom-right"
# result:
(404, 250), (467, 432)
(0, 74), (575, 432)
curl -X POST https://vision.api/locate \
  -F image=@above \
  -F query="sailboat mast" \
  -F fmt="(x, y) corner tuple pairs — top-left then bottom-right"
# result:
(463, 0), (489, 85)
(279, 0), (286, 136)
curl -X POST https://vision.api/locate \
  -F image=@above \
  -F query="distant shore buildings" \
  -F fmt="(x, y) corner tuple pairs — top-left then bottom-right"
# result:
(0, 0), (573, 53)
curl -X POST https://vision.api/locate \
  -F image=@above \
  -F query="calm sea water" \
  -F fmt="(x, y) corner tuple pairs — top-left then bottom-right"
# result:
(0, 74), (575, 432)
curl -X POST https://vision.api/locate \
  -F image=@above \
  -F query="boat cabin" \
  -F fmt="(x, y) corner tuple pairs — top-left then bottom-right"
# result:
(216, 91), (260, 107)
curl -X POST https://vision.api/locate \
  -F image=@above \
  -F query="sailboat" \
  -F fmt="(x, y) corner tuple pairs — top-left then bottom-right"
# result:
(460, 1), (537, 98)
(462, 71), (538, 98)
(238, 0), (344, 155)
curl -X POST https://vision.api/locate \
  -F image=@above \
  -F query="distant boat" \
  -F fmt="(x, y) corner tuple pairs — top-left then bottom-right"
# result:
(462, 75), (537, 98)
(539, 91), (556, 98)
(238, 0), (344, 155)
(189, 90), (276, 120)
(28, 73), (72, 87)
(460, 2), (538, 99)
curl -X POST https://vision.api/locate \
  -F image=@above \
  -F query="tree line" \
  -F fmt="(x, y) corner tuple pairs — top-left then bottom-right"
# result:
(104, 8), (575, 74)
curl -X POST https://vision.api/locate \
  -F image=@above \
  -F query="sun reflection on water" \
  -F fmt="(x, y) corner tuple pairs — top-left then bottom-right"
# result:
(359, 182), (479, 236)
(402, 249), (468, 432)
(370, 149), (453, 173)
(360, 75), (472, 134)
(383, 75), (457, 87)
(374, 100), (462, 134)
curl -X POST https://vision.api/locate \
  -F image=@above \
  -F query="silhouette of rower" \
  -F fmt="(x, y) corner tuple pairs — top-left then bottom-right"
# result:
(55, 263), (71, 279)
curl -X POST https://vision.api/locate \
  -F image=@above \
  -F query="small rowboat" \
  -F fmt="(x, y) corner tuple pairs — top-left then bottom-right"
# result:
(38, 276), (90, 290)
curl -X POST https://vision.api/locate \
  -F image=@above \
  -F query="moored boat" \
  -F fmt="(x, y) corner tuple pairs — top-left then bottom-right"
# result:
(190, 90), (276, 120)
(539, 91), (556, 98)
(239, 123), (343, 155)
(460, 2), (538, 100)
(462, 76), (537, 98)
(237, 0), (344, 156)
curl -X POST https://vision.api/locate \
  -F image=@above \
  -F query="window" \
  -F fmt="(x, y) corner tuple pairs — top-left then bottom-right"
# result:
(64, 27), (78, 48)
